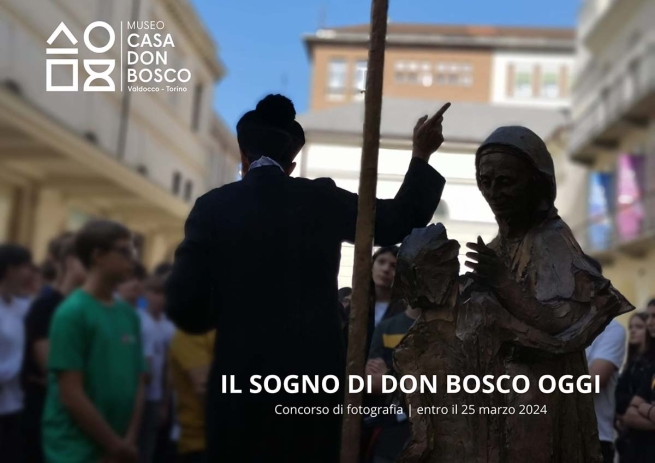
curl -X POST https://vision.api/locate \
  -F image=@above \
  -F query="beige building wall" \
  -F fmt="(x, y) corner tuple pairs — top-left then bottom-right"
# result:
(0, 0), (237, 268)
(310, 44), (493, 111)
(304, 26), (575, 288)
(308, 39), (574, 112)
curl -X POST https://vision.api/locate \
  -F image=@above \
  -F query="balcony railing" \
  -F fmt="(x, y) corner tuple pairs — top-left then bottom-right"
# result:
(569, 41), (655, 162)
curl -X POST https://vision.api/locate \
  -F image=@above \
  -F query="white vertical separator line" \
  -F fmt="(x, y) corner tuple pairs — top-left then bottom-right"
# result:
(120, 21), (123, 92)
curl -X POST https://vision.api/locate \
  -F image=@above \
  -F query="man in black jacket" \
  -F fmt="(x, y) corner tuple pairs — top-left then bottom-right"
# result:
(166, 95), (449, 462)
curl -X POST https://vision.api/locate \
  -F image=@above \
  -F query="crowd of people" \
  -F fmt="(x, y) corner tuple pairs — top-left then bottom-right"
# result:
(0, 223), (420, 463)
(0, 214), (653, 463)
(0, 221), (214, 463)
(1, 93), (655, 463)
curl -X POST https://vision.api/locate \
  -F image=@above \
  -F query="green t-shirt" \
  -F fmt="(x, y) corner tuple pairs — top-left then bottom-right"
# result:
(43, 289), (147, 463)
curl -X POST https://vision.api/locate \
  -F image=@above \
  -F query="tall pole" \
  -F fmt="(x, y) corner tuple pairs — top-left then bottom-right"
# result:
(340, 1), (389, 462)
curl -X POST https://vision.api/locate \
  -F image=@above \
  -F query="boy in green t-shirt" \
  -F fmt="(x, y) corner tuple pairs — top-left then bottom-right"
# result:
(43, 220), (147, 463)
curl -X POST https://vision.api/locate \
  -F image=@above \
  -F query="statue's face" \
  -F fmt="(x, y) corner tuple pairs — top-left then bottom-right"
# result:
(419, 255), (459, 311)
(393, 225), (460, 312)
(478, 152), (535, 220)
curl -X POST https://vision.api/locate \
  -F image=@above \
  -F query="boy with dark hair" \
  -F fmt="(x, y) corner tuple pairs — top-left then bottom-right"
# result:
(43, 220), (147, 463)
(117, 261), (148, 308)
(21, 234), (86, 463)
(0, 244), (33, 462)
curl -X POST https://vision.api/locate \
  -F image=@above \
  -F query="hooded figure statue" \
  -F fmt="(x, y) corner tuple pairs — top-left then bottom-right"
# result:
(460, 126), (634, 462)
(394, 127), (633, 463)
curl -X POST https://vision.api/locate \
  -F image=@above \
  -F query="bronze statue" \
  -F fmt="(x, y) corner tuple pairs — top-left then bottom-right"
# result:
(394, 126), (634, 462)
(393, 224), (478, 463)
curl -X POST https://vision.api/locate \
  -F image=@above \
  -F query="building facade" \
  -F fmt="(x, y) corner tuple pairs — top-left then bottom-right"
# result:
(300, 24), (575, 288)
(305, 24), (575, 112)
(569, 0), (655, 309)
(0, 0), (239, 267)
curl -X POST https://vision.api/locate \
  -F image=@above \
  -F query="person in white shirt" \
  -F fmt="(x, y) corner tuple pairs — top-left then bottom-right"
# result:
(138, 275), (175, 463)
(586, 318), (627, 463)
(0, 244), (33, 462)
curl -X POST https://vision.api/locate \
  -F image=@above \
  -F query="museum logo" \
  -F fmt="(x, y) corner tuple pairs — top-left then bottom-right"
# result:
(46, 21), (191, 93)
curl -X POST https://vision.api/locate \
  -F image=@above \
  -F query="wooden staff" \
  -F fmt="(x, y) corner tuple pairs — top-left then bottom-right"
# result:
(340, 1), (389, 462)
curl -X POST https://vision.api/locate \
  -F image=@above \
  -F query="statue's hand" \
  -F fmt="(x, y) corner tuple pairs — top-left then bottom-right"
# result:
(464, 236), (512, 290)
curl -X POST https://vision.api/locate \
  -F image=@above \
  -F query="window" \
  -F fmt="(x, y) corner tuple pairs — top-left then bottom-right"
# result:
(434, 62), (473, 87)
(514, 64), (533, 98)
(395, 61), (420, 85)
(353, 60), (367, 93)
(168, 53), (183, 107)
(420, 62), (433, 87)
(327, 59), (347, 99)
(435, 63), (447, 85)
(460, 63), (473, 86)
(395, 60), (473, 87)
(191, 83), (204, 132)
(394, 61), (406, 83)
(184, 180), (193, 202)
(541, 66), (560, 99)
(172, 171), (181, 195)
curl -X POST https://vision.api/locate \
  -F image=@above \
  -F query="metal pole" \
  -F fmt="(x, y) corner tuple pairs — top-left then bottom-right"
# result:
(340, 1), (389, 462)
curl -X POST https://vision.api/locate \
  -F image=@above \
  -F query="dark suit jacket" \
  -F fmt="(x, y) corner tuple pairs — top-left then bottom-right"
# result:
(166, 157), (444, 462)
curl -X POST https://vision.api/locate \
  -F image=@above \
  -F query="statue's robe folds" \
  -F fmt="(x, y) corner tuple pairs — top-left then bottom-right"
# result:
(396, 216), (633, 463)
(395, 311), (475, 463)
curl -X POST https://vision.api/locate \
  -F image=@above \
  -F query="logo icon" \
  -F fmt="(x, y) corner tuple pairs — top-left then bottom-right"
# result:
(46, 21), (116, 92)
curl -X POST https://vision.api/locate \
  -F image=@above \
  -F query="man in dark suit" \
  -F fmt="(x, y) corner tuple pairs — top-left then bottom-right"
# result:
(166, 95), (449, 463)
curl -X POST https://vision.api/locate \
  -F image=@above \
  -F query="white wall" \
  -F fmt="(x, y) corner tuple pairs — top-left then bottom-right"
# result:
(302, 143), (498, 287)
(0, 0), (228, 203)
(491, 51), (574, 108)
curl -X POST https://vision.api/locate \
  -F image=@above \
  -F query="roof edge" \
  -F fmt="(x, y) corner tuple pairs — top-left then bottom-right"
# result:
(303, 31), (575, 52)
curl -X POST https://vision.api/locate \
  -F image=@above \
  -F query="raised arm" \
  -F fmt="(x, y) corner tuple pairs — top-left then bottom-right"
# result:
(332, 104), (450, 245)
(166, 197), (214, 334)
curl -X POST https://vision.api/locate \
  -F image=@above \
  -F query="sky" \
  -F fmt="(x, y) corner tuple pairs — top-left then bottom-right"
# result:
(191, 0), (580, 130)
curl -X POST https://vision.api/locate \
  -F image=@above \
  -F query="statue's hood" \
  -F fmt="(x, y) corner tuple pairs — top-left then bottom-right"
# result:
(476, 126), (557, 206)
